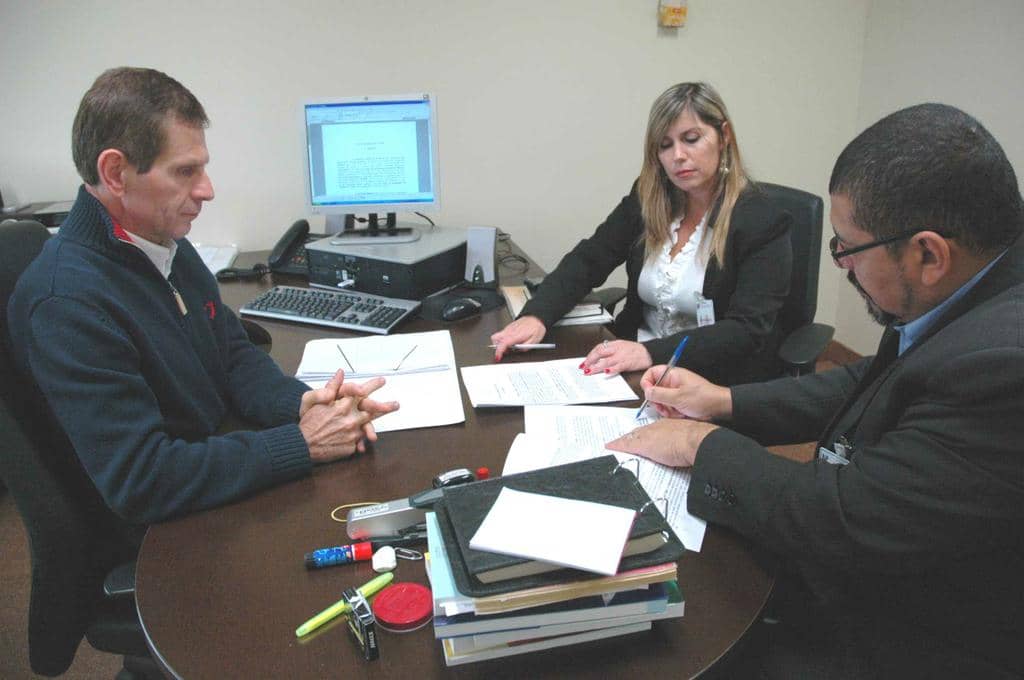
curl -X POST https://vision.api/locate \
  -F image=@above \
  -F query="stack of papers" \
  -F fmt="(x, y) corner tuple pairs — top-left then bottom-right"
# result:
(295, 330), (464, 433)
(501, 285), (613, 326)
(460, 358), (637, 407)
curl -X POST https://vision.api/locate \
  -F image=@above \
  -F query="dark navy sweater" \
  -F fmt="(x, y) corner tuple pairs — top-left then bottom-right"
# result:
(8, 186), (312, 525)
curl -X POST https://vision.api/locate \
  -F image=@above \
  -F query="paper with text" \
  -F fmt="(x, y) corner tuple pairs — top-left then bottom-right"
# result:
(469, 487), (636, 576)
(503, 405), (707, 552)
(460, 358), (637, 407)
(296, 330), (464, 433)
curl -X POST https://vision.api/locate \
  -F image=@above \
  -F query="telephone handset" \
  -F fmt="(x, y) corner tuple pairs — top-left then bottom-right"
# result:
(268, 219), (326, 275)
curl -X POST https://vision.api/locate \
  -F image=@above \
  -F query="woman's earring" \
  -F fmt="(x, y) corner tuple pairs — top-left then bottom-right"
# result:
(719, 150), (731, 177)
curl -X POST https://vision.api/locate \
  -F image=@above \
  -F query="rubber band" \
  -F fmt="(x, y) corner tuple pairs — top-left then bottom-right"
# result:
(330, 501), (380, 523)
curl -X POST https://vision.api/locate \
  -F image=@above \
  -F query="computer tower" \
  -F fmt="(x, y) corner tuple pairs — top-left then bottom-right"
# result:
(305, 225), (467, 300)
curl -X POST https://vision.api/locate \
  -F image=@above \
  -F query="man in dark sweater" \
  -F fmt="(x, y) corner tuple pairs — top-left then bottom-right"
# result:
(8, 67), (398, 533)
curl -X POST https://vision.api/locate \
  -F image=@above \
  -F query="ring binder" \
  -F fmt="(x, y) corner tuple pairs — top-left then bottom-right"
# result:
(435, 455), (686, 596)
(640, 497), (670, 519)
(613, 458), (671, 519)
(610, 457), (641, 478)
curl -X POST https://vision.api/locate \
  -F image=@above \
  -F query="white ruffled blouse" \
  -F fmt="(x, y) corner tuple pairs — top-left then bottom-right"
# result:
(636, 214), (709, 342)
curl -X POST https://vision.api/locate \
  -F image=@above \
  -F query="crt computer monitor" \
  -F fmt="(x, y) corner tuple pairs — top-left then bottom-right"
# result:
(302, 93), (439, 245)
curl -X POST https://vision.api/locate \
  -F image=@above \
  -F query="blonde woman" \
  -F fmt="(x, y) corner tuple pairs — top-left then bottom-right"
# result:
(491, 82), (792, 385)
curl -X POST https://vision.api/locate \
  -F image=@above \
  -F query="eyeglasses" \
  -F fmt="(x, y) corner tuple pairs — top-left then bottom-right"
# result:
(828, 229), (945, 263)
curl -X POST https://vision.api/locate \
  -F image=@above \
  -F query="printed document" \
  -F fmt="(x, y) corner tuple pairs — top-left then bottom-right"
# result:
(503, 405), (707, 552)
(460, 358), (637, 407)
(295, 330), (464, 433)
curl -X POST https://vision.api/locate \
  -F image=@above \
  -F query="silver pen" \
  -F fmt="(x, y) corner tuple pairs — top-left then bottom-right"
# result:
(336, 345), (355, 372)
(393, 345), (418, 370)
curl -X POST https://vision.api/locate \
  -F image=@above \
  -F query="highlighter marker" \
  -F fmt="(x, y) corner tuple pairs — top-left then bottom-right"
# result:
(304, 541), (373, 569)
(295, 572), (394, 638)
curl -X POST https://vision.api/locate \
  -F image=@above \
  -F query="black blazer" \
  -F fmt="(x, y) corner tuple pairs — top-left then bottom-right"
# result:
(692, 235), (1024, 676)
(521, 182), (792, 385)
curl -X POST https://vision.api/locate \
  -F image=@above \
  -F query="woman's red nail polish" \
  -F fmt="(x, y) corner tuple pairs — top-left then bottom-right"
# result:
(604, 368), (610, 374)
(583, 368), (591, 375)
(578, 361), (585, 369)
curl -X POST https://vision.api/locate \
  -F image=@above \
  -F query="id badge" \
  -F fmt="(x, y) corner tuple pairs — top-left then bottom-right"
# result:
(818, 446), (850, 466)
(695, 293), (715, 327)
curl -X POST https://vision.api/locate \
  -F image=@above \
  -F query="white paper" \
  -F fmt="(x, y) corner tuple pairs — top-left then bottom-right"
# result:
(504, 405), (707, 552)
(459, 358), (637, 407)
(296, 330), (464, 433)
(553, 310), (614, 327)
(469, 488), (636, 576)
(191, 242), (238, 274)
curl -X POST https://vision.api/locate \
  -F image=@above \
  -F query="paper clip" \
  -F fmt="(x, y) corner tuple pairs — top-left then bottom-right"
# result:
(395, 547), (423, 561)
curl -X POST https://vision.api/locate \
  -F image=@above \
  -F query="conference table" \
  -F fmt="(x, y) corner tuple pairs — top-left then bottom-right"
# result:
(134, 249), (776, 679)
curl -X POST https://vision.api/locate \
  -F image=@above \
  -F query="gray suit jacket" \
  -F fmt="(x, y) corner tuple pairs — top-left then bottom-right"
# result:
(691, 235), (1024, 677)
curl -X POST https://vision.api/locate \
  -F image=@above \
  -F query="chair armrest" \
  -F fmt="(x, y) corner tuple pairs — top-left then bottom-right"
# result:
(779, 322), (835, 375)
(240, 318), (272, 350)
(589, 287), (628, 315)
(103, 562), (136, 599)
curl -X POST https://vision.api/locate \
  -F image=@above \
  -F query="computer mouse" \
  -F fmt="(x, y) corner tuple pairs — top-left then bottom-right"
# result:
(441, 296), (483, 322)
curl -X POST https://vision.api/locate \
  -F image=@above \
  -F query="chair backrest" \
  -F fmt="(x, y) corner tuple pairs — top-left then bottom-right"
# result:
(0, 220), (133, 675)
(758, 182), (825, 335)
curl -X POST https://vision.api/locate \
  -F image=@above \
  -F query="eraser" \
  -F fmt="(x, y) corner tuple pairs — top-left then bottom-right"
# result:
(372, 545), (397, 572)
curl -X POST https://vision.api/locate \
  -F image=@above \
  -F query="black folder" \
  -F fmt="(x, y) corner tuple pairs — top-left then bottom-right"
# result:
(435, 455), (685, 598)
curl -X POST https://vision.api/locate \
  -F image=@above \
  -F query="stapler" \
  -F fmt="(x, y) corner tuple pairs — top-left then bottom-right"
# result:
(346, 468), (479, 540)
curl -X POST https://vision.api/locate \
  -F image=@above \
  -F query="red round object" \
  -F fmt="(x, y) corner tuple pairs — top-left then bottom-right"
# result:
(371, 582), (433, 632)
(475, 466), (490, 480)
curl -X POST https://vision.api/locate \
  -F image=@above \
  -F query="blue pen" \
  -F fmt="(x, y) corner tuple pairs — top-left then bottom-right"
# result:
(635, 336), (689, 419)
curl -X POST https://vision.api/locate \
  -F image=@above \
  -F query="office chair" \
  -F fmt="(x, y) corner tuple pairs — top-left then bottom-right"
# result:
(0, 220), (159, 679)
(589, 182), (833, 376)
(760, 182), (834, 375)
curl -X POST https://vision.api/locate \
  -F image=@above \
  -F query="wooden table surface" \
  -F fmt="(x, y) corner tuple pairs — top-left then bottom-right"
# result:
(135, 253), (778, 679)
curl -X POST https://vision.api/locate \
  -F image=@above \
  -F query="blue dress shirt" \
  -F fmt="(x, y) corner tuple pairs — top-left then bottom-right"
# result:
(894, 251), (1005, 355)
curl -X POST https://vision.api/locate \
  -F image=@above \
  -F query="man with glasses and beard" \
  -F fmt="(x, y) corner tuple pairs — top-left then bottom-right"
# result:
(607, 103), (1024, 678)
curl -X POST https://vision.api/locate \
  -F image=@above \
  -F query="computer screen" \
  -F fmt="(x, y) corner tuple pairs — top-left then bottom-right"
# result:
(303, 93), (439, 243)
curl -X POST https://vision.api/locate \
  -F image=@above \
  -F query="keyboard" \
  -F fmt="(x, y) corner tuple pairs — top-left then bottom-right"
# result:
(240, 285), (420, 335)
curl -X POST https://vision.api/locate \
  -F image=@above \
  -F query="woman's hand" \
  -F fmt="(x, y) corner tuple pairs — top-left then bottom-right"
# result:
(490, 316), (547, 361)
(580, 339), (653, 376)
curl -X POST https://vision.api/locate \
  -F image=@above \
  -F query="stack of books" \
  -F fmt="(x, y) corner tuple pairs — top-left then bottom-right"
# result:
(500, 284), (613, 326)
(425, 455), (685, 666)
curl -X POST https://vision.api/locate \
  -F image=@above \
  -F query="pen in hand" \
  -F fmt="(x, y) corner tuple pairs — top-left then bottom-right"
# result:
(487, 343), (556, 350)
(635, 336), (689, 420)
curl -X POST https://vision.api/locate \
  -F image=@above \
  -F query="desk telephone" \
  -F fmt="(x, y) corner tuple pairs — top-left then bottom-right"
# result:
(267, 219), (327, 275)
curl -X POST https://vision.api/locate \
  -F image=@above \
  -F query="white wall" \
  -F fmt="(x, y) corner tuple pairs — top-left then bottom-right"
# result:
(836, 0), (1024, 354)
(0, 1), (868, 329)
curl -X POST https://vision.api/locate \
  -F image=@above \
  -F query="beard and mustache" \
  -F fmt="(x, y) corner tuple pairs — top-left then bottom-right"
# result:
(847, 270), (904, 326)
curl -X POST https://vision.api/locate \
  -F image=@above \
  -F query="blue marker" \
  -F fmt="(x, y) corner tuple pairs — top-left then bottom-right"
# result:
(635, 336), (689, 420)
(304, 541), (373, 569)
